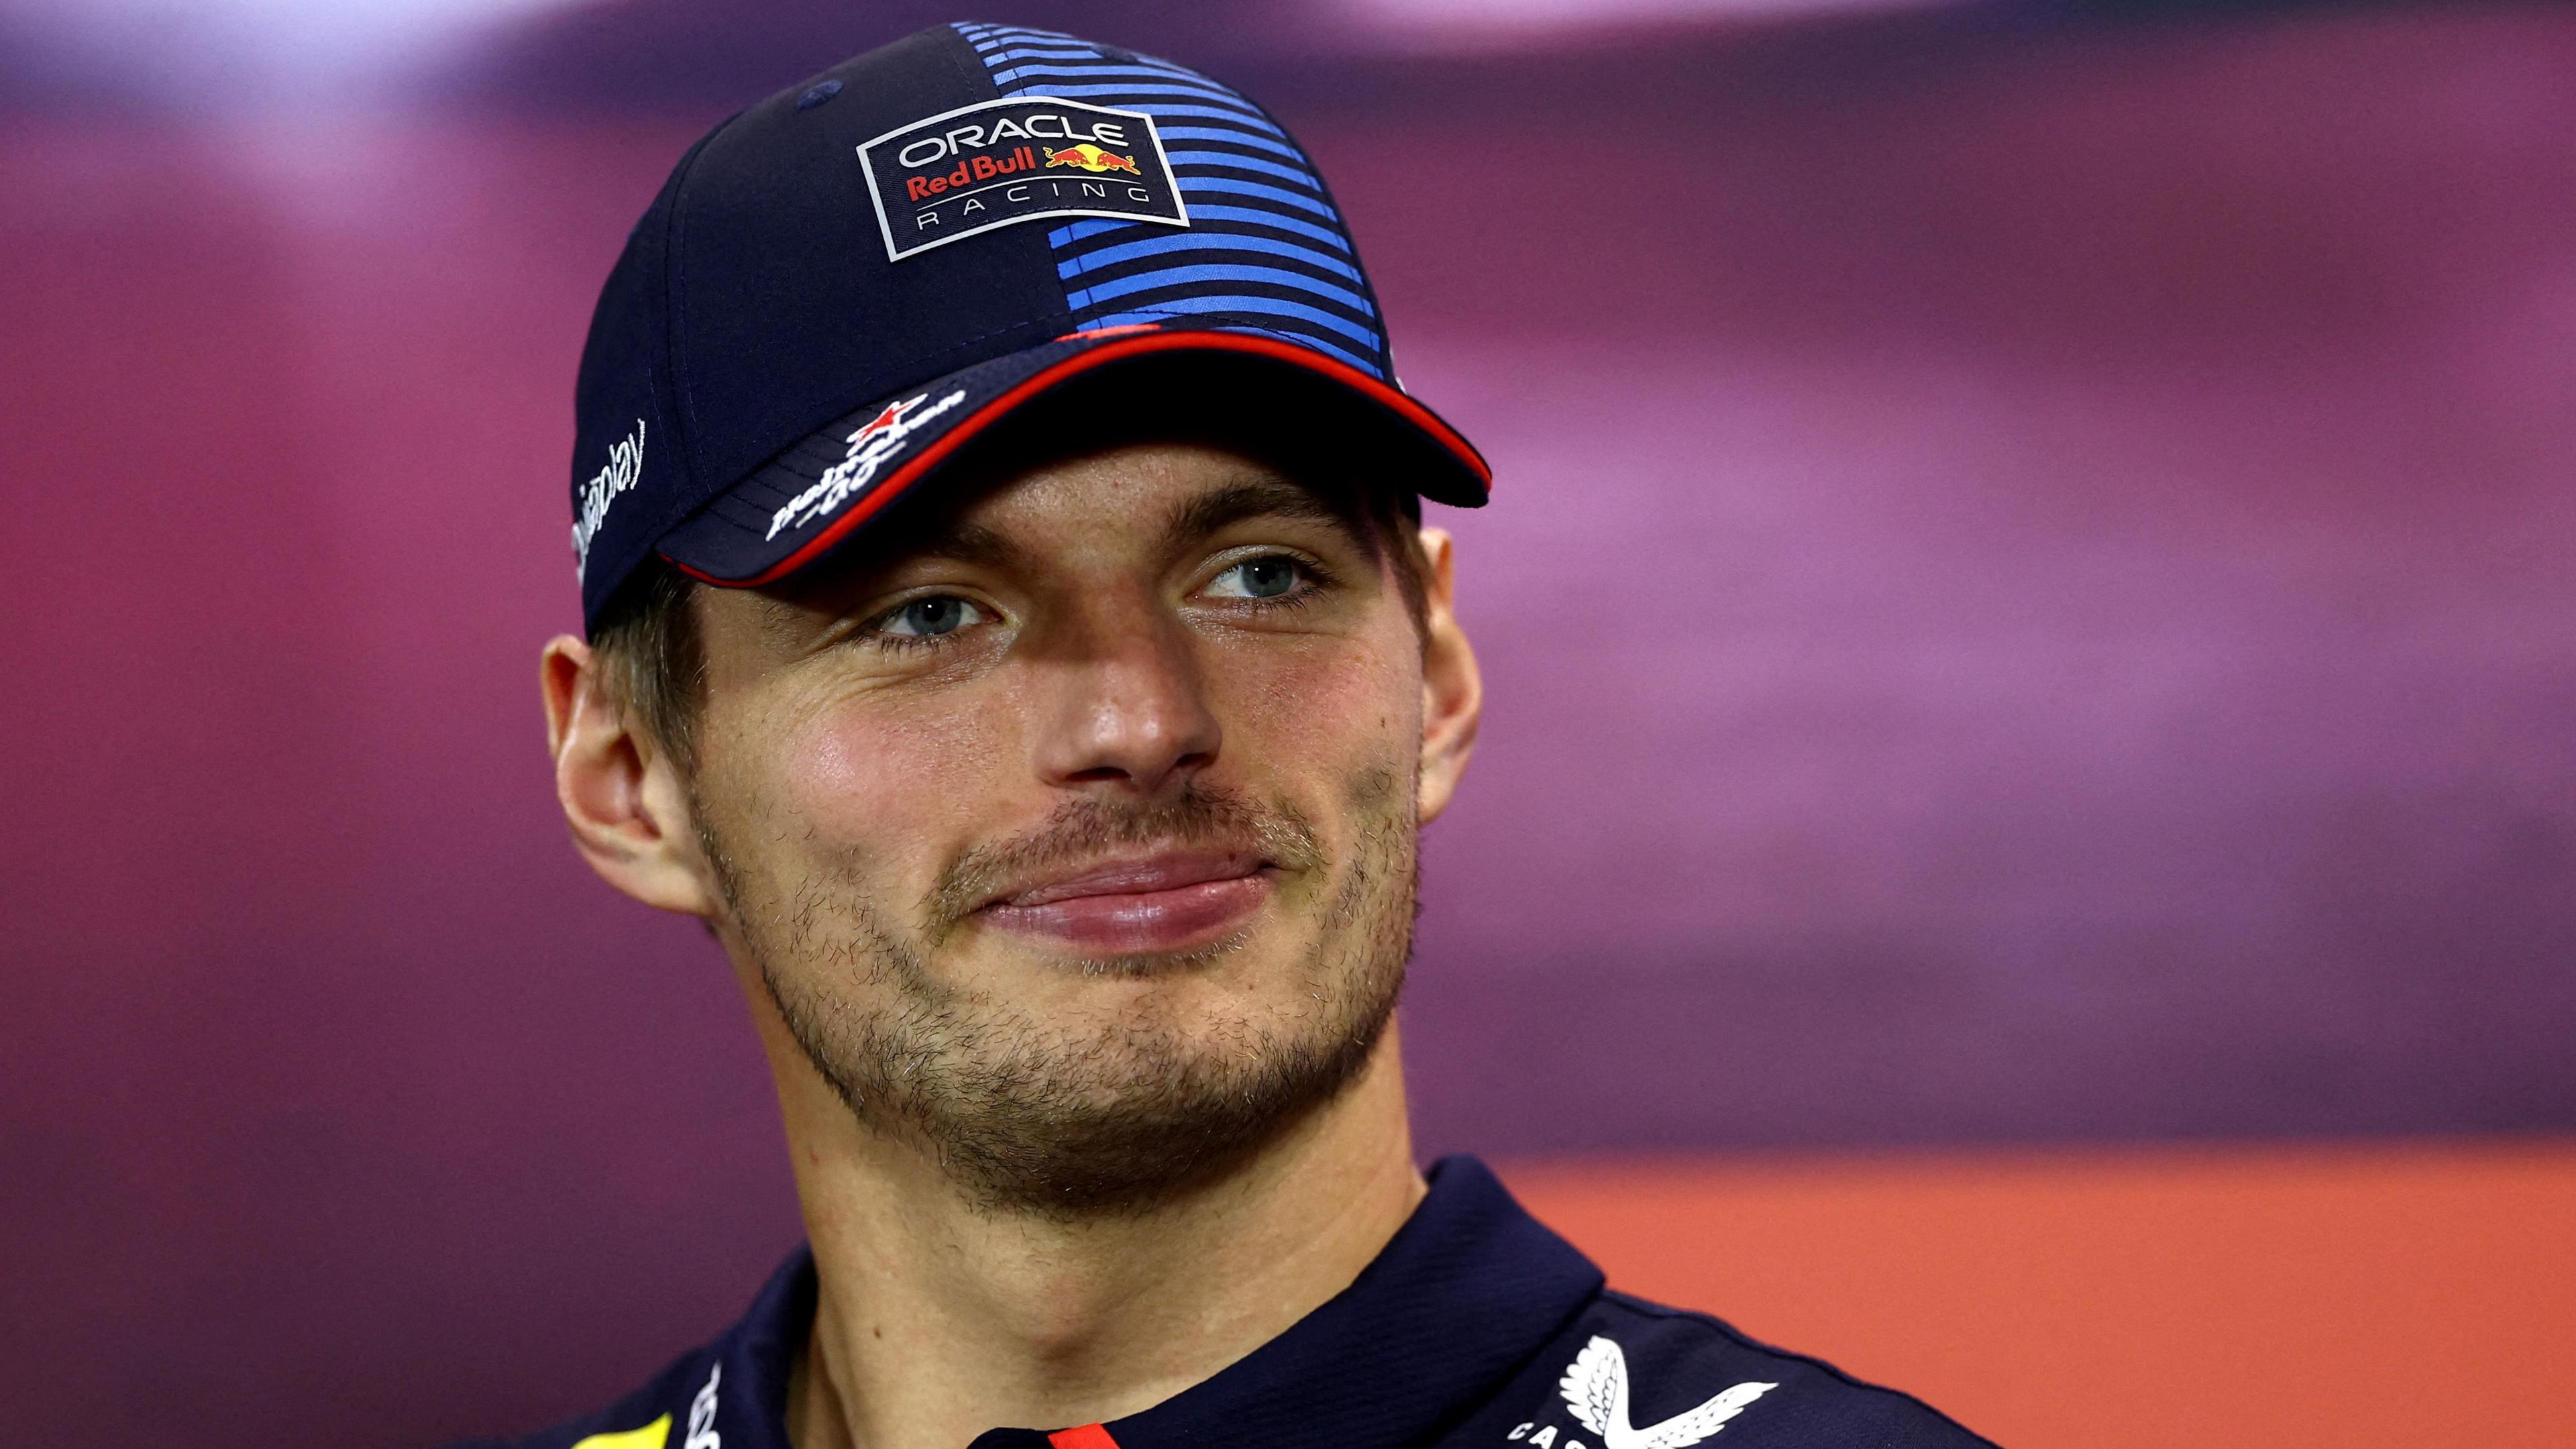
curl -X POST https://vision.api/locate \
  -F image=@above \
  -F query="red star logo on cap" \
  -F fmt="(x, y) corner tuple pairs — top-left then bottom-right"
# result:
(852, 400), (912, 445)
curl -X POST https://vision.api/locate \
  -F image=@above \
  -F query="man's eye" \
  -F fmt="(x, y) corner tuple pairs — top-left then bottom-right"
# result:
(875, 595), (986, 639)
(1205, 555), (1305, 600)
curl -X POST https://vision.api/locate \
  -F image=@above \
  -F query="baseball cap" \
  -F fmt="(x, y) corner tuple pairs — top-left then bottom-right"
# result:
(568, 20), (1491, 634)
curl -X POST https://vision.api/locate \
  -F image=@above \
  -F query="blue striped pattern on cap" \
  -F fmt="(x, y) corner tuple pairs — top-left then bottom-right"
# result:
(951, 21), (1393, 379)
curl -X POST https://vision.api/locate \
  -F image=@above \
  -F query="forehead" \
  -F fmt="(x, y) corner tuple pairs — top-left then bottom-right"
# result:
(963, 437), (1312, 527)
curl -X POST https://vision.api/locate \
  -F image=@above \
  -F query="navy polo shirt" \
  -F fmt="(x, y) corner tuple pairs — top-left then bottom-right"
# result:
(470, 1158), (1993, 1449)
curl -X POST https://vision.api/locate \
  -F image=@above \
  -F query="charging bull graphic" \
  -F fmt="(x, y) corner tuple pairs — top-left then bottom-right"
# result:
(1044, 144), (1142, 176)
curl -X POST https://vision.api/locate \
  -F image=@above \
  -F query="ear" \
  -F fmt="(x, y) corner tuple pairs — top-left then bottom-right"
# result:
(1412, 527), (1483, 826)
(540, 635), (722, 917)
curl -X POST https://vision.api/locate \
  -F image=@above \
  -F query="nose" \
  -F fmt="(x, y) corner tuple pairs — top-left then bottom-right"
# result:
(1031, 592), (1222, 797)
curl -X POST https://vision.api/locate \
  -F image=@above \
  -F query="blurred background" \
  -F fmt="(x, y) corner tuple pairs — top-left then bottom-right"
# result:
(4, 0), (2571, 1444)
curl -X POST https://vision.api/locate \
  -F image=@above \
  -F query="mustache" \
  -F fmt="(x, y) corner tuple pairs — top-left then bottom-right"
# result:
(926, 782), (1324, 929)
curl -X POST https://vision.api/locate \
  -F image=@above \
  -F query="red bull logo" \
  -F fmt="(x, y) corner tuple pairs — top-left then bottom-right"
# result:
(906, 145), (1043, 201)
(1044, 144), (1142, 176)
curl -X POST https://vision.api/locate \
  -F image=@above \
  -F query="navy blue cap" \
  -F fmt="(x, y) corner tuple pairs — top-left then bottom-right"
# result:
(568, 20), (1491, 633)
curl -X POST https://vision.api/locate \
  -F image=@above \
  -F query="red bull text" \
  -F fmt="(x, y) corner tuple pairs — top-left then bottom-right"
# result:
(906, 146), (1045, 201)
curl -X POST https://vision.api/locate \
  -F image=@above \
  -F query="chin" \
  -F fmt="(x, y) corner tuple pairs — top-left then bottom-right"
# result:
(1015, 945), (1330, 1036)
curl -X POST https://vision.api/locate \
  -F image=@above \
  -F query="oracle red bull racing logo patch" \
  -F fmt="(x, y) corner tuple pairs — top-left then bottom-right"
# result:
(857, 97), (1187, 262)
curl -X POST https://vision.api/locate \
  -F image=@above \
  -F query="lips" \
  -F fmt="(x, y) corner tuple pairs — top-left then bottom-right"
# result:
(977, 849), (1274, 955)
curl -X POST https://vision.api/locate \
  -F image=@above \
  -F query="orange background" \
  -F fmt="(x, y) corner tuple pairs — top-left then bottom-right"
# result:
(1503, 1141), (2575, 1446)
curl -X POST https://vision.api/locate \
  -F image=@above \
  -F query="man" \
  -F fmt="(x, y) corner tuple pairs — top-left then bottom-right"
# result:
(512, 21), (1992, 1449)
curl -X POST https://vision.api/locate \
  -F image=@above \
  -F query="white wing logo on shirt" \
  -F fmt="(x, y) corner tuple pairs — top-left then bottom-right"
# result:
(1559, 1336), (1776, 1449)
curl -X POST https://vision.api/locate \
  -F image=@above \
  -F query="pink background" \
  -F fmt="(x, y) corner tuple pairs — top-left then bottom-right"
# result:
(4, 2), (2571, 1443)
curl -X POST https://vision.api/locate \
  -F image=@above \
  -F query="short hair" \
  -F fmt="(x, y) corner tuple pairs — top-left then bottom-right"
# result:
(588, 550), (710, 771)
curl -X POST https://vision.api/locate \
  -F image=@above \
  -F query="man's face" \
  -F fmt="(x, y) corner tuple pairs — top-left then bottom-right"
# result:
(674, 440), (1468, 1214)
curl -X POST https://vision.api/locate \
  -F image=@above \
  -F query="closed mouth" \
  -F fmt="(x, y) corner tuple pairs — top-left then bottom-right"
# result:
(974, 849), (1278, 954)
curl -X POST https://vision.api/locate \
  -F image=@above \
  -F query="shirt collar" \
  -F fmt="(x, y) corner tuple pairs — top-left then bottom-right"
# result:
(1065, 1156), (1604, 1449)
(701, 1238), (816, 1449)
(712, 1155), (1603, 1449)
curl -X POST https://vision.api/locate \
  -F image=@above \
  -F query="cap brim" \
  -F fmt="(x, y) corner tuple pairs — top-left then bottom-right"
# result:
(657, 323), (1490, 590)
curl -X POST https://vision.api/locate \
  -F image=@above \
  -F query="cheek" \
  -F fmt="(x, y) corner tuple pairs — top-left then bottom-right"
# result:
(1214, 630), (1419, 780)
(839, 709), (1008, 829)
(721, 688), (1017, 886)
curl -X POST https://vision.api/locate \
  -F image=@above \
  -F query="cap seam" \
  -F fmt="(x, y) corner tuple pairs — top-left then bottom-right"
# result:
(948, 21), (1086, 343)
(662, 108), (745, 546)
(936, 19), (1001, 99)
(955, 20), (1084, 325)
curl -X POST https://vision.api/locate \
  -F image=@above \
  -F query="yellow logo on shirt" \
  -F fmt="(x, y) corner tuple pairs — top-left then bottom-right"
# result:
(570, 1413), (671, 1449)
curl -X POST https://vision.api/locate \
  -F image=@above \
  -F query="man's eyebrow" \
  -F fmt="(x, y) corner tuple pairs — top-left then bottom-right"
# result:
(903, 519), (1025, 571)
(1160, 478), (1380, 558)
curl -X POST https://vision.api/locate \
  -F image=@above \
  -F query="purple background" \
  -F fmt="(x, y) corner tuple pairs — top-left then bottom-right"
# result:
(4, 2), (2573, 1444)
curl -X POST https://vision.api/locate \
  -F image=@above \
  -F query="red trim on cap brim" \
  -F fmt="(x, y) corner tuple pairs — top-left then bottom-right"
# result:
(667, 329), (1491, 590)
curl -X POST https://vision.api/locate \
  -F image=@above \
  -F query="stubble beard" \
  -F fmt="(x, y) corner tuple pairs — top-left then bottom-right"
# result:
(695, 768), (1419, 1220)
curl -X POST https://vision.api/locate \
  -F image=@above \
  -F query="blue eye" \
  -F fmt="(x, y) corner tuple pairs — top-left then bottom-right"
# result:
(1208, 555), (1303, 600)
(878, 596), (984, 638)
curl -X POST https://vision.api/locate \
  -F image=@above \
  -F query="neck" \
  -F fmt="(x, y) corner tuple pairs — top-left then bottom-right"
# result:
(760, 1018), (1424, 1449)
